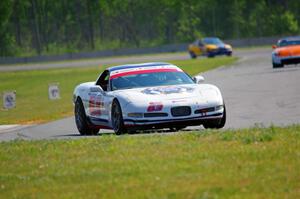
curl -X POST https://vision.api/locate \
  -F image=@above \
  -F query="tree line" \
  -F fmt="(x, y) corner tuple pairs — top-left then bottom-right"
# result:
(0, 0), (299, 57)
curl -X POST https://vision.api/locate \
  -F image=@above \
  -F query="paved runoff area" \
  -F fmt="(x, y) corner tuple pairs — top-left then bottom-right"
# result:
(1, 48), (300, 141)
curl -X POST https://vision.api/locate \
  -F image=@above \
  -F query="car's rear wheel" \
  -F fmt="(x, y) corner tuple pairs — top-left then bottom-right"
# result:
(75, 98), (99, 135)
(111, 99), (126, 135)
(226, 52), (232, 56)
(272, 62), (283, 68)
(203, 105), (226, 129)
(189, 51), (197, 59)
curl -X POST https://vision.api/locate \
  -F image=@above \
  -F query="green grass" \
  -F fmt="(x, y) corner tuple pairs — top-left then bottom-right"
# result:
(0, 67), (102, 124)
(0, 125), (299, 198)
(0, 57), (237, 124)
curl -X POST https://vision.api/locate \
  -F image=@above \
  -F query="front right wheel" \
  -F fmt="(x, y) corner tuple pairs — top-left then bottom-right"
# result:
(272, 62), (283, 68)
(226, 52), (232, 56)
(111, 99), (127, 135)
(189, 51), (197, 59)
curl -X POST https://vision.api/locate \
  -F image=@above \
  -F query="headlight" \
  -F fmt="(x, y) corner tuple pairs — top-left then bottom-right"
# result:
(127, 113), (144, 118)
(215, 105), (223, 111)
(225, 45), (232, 50)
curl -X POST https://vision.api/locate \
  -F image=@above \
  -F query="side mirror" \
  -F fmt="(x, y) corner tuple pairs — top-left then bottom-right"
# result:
(90, 85), (103, 93)
(193, 75), (205, 84)
(272, 45), (277, 49)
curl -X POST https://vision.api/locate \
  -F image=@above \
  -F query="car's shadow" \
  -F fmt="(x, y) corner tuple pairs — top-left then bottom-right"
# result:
(53, 127), (204, 138)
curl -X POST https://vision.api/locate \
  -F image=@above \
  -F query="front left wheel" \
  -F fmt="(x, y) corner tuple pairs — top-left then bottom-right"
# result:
(203, 105), (226, 129)
(75, 98), (99, 135)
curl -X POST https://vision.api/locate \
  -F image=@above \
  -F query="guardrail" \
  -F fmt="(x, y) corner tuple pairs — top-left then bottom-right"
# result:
(0, 36), (278, 65)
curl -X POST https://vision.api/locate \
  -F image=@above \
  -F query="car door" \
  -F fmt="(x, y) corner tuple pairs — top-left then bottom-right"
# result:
(87, 71), (109, 126)
(88, 70), (113, 127)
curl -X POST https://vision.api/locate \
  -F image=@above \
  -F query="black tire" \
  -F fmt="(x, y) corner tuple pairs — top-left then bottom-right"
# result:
(226, 52), (232, 56)
(218, 105), (226, 128)
(203, 105), (226, 129)
(189, 51), (197, 59)
(272, 62), (283, 68)
(75, 98), (99, 135)
(207, 53), (215, 58)
(111, 99), (126, 135)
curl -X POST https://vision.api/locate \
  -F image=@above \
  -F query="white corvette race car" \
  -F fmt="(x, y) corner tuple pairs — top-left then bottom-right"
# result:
(73, 62), (226, 135)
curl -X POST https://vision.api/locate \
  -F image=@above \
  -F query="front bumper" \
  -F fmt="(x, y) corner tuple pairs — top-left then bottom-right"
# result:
(208, 48), (232, 56)
(123, 112), (223, 130)
(273, 55), (300, 65)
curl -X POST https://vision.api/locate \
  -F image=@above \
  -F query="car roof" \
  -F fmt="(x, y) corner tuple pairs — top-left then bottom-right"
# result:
(107, 62), (176, 72)
(203, 37), (219, 40)
(279, 36), (300, 41)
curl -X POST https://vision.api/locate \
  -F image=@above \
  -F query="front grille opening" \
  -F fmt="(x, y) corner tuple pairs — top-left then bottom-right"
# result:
(171, 106), (191, 117)
(282, 58), (300, 65)
(194, 107), (215, 114)
(144, 112), (168, 117)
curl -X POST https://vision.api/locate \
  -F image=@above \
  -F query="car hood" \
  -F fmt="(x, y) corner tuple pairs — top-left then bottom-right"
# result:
(114, 84), (222, 105)
(276, 45), (300, 57)
(206, 43), (230, 49)
(206, 44), (218, 50)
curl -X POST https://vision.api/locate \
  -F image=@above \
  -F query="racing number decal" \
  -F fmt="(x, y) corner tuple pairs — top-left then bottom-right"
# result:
(89, 96), (104, 116)
(147, 102), (163, 112)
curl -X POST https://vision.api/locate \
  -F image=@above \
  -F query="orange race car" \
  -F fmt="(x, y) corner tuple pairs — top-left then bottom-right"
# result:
(272, 36), (300, 68)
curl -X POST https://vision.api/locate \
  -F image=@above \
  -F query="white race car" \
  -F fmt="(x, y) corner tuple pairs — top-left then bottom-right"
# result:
(73, 62), (226, 135)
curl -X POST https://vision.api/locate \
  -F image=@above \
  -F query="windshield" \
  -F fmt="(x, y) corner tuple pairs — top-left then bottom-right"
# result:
(278, 39), (300, 47)
(203, 38), (223, 45)
(111, 71), (194, 91)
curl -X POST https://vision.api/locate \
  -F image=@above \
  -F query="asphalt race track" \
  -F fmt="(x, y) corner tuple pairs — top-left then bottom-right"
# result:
(1, 48), (300, 141)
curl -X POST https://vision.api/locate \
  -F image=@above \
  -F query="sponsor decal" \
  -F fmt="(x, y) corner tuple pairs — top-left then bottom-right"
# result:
(142, 86), (194, 95)
(110, 68), (179, 79)
(89, 96), (104, 116)
(147, 102), (163, 112)
(110, 65), (182, 79)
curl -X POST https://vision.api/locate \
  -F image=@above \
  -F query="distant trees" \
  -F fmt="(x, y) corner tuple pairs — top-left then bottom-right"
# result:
(0, 0), (299, 57)
(0, 0), (13, 56)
